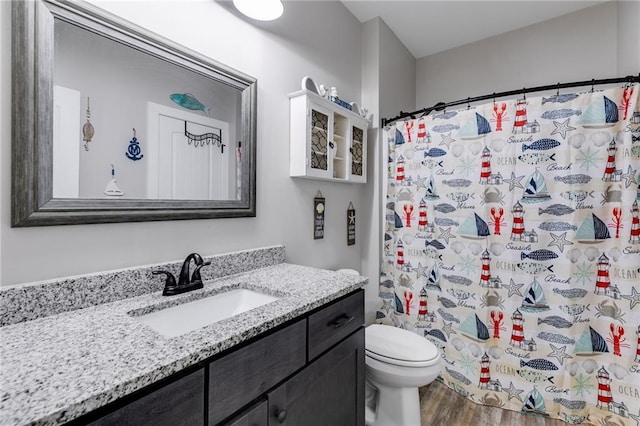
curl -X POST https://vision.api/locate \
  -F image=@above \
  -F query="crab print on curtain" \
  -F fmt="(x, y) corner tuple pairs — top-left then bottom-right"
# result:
(378, 84), (640, 425)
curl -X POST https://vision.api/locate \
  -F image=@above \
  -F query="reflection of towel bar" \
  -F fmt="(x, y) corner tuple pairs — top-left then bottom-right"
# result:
(184, 121), (225, 153)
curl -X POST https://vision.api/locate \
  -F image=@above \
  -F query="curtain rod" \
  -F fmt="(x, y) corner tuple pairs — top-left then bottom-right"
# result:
(381, 74), (640, 127)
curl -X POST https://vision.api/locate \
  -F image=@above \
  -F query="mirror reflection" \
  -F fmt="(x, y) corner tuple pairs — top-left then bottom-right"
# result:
(53, 19), (242, 201)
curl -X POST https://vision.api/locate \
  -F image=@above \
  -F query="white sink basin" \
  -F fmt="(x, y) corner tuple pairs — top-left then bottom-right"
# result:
(135, 289), (279, 338)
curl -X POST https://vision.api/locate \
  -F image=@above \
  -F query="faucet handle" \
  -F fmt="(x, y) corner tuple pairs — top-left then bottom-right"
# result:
(191, 261), (211, 284)
(153, 270), (177, 294)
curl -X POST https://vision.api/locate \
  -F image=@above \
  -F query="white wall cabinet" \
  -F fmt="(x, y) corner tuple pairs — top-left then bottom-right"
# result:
(289, 90), (368, 183)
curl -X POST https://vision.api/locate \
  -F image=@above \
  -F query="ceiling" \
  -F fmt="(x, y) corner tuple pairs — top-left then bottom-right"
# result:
(340, 1), (605, 59)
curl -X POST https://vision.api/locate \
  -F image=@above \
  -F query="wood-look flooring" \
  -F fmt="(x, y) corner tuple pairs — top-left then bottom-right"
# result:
(419, 381), (567, 426)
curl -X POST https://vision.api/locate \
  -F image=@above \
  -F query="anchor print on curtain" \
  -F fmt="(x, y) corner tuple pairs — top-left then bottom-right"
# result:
(379, 84), (640, 425)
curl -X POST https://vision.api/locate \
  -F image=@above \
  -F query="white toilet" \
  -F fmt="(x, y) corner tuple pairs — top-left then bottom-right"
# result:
(365, 324), (442, 426)
(334, 269), (441, 425)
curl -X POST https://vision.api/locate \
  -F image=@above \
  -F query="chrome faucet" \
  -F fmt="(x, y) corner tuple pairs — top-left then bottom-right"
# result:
(153, 252), (211, 296)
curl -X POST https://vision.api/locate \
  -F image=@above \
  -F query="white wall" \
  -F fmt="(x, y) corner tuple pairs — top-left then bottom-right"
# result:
(360, 18), (415, 323)
(416, 2), (628, 109)
(0, 0), (366, 286)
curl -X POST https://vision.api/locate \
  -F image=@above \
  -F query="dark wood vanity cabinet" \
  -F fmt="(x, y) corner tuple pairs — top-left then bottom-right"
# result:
(79, 290), (364, 426)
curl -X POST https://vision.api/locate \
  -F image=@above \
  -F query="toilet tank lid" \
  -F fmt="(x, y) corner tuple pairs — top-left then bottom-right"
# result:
(366, 324), (439, 362)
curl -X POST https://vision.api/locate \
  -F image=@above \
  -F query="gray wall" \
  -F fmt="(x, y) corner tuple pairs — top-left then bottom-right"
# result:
(0, 0), (365, 286)
(416, 2), (638, 109)
(361, 18), (416, 323)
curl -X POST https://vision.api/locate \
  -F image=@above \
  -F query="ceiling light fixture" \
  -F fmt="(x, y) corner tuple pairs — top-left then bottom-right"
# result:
(233, 0), (284, 21)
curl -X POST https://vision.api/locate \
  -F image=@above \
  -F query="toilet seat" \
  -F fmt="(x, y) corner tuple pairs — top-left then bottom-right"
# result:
(366, 324), (440, 368)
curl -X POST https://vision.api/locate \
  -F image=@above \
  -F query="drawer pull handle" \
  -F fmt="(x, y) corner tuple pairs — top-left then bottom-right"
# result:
(329, 314), (354, 329)
(275, 409), (288, 423)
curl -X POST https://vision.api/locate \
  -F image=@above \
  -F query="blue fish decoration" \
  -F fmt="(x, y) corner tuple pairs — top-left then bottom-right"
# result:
(520, 358), (559, 371)
(170, 93), (211, 115)
(434, 203), (456, 213)
(538, 204), (575, 216)
(537, 331), (575, 344)
(552, 398), (586, 411)
(537, 316), (573, 329)
(424, 147), (447, 158)
(442, 178), (472, 188)
(538, 221), (577, 232)
(541, 93), (579, 104)
(443, 274), (473, 286)
(425, 329), (447, 342)
(541, 109), (582, 120)
(437, 308), (460, 323)
(522, 138), (561, 152)
(425, 239), (446, 250)
(437, 295), (457, 309)
(434, 217), (459, 227)
(552, 288), (588, 299)
(520, 249), (558, 261)
(554, 174), (592, 185)
(431, 124), (460, 133)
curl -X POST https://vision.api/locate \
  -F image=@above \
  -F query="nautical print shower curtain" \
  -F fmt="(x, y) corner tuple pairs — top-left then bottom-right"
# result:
(378, 84), (640, 425)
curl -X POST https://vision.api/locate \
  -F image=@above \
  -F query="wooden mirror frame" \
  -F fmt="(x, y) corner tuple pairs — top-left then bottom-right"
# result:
(12, 0), (257, 226)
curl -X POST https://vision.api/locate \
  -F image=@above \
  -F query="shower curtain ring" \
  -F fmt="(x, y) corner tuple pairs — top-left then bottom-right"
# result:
(492, 93), (496, 105)
(590, 79), (595, 93)
(522, 88), (526, 101)
(556, 83), (560, 96)
(467, 97), (471, 110)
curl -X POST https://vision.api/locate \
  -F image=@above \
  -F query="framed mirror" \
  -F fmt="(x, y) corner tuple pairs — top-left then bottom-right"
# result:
(12, 0), (257, 226)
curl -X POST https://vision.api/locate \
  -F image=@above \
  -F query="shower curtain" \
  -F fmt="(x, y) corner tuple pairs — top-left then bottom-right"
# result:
(378, 84), (640, 425)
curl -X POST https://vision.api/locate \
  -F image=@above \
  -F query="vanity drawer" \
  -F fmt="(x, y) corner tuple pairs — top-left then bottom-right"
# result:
(307, 290), (364, 360)
(208, 319), (306, 425)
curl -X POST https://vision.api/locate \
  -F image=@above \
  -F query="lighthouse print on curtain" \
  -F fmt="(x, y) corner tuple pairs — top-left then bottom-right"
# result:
(379, 84), (640, 425)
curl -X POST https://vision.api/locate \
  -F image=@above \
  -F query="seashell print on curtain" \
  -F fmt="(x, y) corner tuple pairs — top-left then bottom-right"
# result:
(378, 84), (640, 425)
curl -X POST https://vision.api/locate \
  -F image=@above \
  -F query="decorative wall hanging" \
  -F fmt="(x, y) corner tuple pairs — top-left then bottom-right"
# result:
(184, 121), (224, 152)
(125, 128), (143, 161)
(314, 191), (325, 240)
(347, 202), (356, 246)
(82, 96), (94, 151)
(170, 93), (211, 116)
(103, 164), (124, 197)
(379, 83), (640, 425)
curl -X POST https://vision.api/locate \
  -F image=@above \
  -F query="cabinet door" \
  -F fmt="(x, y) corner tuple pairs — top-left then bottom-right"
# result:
(349, 122), (367, 183)
(267, 328), (365, 426)
(222, 399), (267, 426)
(306, 103), (333, 179)
(88, 369), (204, 426)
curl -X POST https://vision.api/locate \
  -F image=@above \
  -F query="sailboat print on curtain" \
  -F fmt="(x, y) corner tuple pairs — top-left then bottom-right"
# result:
(575, 213), (611, 243)
(521, 387), (548, 416)
(458, 112), (492, 139)
(379, 83), (640, 425)
(579, 95), (619, 128)
(521, 169), (551, 202)
(574, 326), (610, 355)
(520, 278), (549, 312)
(457, 213), (490, 239)
(459, 313), (490, 341)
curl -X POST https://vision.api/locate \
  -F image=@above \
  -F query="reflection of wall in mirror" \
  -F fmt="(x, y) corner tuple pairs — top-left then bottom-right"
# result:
(53, 19), (241, 200)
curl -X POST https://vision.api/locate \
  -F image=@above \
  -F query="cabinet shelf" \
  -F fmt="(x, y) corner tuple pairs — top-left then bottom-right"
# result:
(290, 90), (368, 183)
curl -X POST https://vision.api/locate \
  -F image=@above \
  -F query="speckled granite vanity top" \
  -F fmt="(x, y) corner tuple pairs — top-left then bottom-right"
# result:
(0, 246), (367, 425)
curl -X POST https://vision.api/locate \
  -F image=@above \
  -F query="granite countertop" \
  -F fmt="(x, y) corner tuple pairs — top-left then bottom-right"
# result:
(0, 263), (367, 426)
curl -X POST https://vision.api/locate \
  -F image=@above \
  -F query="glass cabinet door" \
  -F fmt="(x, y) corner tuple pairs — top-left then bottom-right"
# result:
(350, 125), (364, 178)
(310, 108), (329, 172)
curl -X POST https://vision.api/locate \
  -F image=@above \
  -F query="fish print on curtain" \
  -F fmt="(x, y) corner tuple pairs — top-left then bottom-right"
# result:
(379, 84), (640, 425)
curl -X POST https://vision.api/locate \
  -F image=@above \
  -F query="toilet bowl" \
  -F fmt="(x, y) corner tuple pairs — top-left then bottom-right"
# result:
(365, 324), (442, 426)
